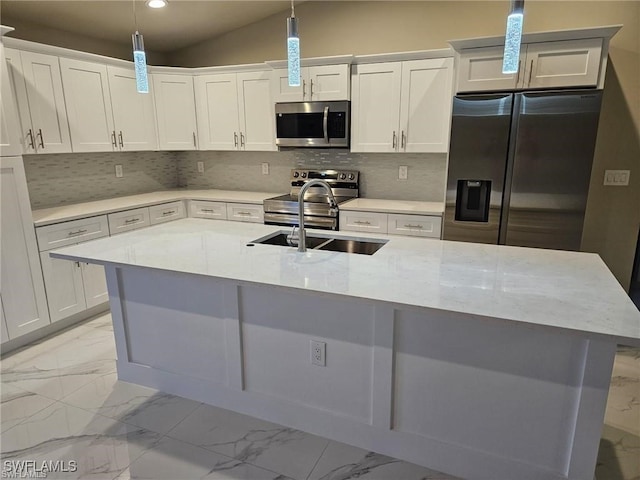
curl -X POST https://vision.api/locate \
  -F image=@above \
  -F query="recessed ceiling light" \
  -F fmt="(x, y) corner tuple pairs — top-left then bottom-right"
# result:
(146, 0), (167, 9)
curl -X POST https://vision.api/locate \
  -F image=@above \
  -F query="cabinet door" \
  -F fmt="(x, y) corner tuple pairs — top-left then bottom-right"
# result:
(60, 58), (115, 152)
(524, 38), (602, 89)
(194, 73), (239, 150)
(0, 47), (24, 156)
(399, 58), (454, 153)
(270, 68), (305, 102)
(81, 263), (108, 309)
(387, 214), (442, 238)
(19, 51), (72, 153)
(107, 66), (158, 151)
(308, 64), (350, 101)
(0, 157), (50, 338)
(456, 46), (523, 93)
(153, 74), (198, 150)
(237, 71), (276, 151)
(350, 62), (402, 152)
(40, 252), (86, 322)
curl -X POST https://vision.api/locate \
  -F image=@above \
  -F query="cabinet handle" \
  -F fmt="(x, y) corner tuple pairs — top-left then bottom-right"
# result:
(234, 132), (238, 147)
(161, 210), (175, 216)
(237, 211), (252, 216)
(310, 79), (314, 98)
(192, 132), (197, 147)
(37, 129), (44, 148)
(118, 131), (124, 148)
(404, 224), (424, 229)
(401, 130), (406, 149)
(354, 220), (371, 225)
(67, 229), (88, 237)
(528, 59), (534, 86)
(515, 59), (522, 85)
(124, 218), (140, 224)
(240, 132), (245, 147)
(111, 131), (117, 148)
(201, 208), (215, 213)
(302, 80), (306, 98)
(26, 129), (35, 149)
(392, 131), (397, 149)
(75, 261), (81, 268)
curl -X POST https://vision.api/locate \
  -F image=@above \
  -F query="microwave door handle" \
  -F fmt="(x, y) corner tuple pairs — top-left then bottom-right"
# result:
(323, 106), (329, 143)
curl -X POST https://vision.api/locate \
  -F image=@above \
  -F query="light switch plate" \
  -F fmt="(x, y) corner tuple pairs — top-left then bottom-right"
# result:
(604, 169), (630, 186)
(115, 164), (123, 178)
(399, 165), (408, 180)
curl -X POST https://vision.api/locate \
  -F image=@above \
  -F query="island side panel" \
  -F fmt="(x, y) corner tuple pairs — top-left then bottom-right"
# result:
(105, 265), (616, 480)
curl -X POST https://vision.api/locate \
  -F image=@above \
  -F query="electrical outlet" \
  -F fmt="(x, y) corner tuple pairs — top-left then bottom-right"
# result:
(399, 165), (408, 180)
(310, 340), (326, 367)
(197, 161), (205, 174)
(262, 162), (270, 175)
(603, 169), (630, 186)
(115, 164), (123, 178)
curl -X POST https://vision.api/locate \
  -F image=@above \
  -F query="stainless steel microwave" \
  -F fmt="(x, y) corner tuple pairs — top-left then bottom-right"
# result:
(275, 101), (350, 148)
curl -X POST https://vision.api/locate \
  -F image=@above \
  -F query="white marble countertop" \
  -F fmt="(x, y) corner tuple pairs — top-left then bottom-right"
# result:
(51, 218), (640, 347)
(340, 198), (444, 215)
(31, 189), (282, 226)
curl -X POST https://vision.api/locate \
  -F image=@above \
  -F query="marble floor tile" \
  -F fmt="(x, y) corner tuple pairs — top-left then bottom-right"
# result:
(0, 401), (162, 480)
(83, 314), (115, 332)
(167, 403), (329, 480)
(117, 436), (294, 480)
(1, 383), (56, 433)
(307, 440), (459, 480)
(596, 424), (640, 480)
(62, 373), (201, 435)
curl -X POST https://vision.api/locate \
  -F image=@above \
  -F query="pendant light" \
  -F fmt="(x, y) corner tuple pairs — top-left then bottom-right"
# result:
(132, 0), (149, 93)
(502, 0), (524, 74)
(287, 0), (300, 87)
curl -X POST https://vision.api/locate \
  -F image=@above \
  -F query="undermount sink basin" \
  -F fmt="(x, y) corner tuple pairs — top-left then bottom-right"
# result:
(250, 231), (387, 256)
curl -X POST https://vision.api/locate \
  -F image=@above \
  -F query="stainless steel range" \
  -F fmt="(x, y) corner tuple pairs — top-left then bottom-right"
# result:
(264, 169), (359, 230)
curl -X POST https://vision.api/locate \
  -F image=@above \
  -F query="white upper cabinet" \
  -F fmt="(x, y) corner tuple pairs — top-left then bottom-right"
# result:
(5, 49), (72, 155)
(153, 73), (198, 150)
(61, 58), (158, 152)
(0, 45), (23, 156)
(107, 65), (158, 151)
(351, 58), (454, 153)
(0, 156), (50, 339)
(195, 70), (275, 152)
(271, 64), (350, 102)
(456, 38), (603, 93)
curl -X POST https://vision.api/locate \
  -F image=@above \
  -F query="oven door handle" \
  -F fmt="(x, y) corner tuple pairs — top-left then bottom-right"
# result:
(323, 106), (329, 144)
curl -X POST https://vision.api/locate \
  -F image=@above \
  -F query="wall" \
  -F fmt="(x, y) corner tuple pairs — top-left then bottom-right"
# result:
(171, 0), (640, 290)
(24, 152), (178, 210)
(177, 151), (446, 202)
(1, 15), (168, 65)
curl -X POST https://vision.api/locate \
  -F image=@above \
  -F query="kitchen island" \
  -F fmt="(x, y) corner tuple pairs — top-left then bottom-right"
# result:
(51, 218), (640, 480)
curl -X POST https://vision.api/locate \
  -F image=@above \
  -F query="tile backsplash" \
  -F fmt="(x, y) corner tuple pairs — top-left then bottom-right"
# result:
(24, 152), (179, 209)
(24, 149), (447, 210)
(177, 150), (446, 202)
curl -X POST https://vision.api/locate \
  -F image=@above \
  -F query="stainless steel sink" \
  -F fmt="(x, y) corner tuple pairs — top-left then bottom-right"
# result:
(250, 231), (387, 256)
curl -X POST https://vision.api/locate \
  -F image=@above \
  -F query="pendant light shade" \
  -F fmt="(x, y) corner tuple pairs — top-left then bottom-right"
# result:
(287, 2), (300, 87)
(132, 31), (149, 93)
(502, 0), (524, 74)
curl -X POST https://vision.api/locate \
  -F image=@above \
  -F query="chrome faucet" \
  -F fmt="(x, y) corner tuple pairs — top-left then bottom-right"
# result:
(297, 179), (338, 252)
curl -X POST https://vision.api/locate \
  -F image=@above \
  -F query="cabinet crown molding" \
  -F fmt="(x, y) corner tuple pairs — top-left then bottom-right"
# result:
(449, 24), (621, 51)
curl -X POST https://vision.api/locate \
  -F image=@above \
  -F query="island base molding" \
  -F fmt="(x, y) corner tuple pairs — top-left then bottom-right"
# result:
(106, 265), (615, 480)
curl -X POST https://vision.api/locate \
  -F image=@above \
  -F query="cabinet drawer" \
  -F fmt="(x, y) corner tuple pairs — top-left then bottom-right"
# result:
(36, 215), (109, 252)
(340, 211), (388, 233)
(226, 203), (263, 223)
(189, 200), (228, 220)
(387, 214), (442, 238)
(108, 207), (150, 235)
(149, 201), (185, 225)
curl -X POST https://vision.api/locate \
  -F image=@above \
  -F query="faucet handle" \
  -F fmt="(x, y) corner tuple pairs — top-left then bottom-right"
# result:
(287, 225), (299, 246)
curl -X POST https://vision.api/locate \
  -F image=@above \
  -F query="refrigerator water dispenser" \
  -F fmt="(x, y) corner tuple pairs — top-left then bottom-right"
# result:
(455, 180), (491, 222)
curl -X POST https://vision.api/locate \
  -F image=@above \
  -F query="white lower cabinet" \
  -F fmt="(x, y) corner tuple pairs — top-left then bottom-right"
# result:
(189, 200), (228, 220)
(341, 210), (442, 239)
(226, 203), (263, 223)
(189, 200), (263, 223)
(149, 201), (186, 225)
(36, 215), (110, 322)
(108, 207), (150, 235)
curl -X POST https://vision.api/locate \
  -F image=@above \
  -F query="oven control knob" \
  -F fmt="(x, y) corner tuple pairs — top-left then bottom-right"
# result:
(300, 172), (307, 178)
(348, 173), (355, 180)
(293, 171), (299, 178)
(339, 173), (346, 180)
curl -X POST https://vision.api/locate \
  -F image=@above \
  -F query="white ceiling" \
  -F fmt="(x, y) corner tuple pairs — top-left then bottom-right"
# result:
(0, 1), (297, 52)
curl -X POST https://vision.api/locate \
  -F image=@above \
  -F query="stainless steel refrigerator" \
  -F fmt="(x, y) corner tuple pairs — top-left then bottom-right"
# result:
(443, 90), (602, 251)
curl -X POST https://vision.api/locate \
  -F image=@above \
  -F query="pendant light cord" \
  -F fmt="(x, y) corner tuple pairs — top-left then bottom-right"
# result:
(291, 0), (295, 18)
(133, 0), (139, 32)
